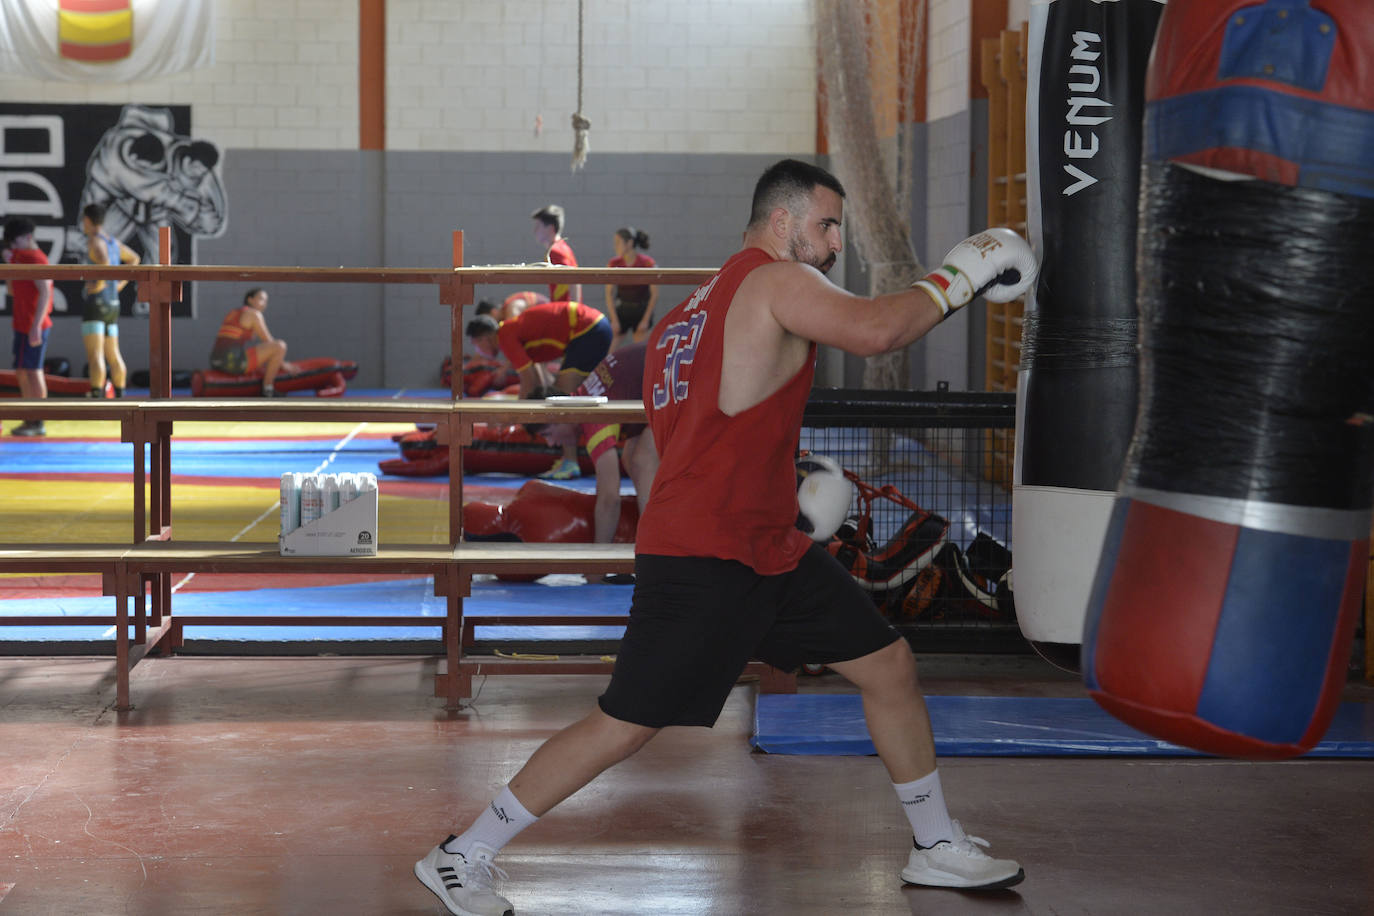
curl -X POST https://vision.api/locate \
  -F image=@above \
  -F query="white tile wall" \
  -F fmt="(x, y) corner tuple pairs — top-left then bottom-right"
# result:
(386, 0), (817, 154)
(927, 0), (971, 121)
(0, 0), (359, 150)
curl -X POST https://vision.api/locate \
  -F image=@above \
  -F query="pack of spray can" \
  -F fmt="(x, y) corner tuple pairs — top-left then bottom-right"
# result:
(280, 471), (377, 535)
(279, 471), (378, 555)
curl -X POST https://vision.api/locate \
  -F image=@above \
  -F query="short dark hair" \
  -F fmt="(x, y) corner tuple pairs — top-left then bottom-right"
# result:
(748, 159), (846, 229)
(531, 204), (565, 234)
(243, 287), (265, 305)
(475, 300), (498, 316)
(616, 226), (650, 251)
(466, 314), (499, 338)
(3, 217), (35, 245)
(82, 203), (107, 225)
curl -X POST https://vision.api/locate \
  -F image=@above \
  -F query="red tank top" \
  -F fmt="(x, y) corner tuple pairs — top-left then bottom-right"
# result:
(214, 306), (253, 346)
(636, 248), (816, 575)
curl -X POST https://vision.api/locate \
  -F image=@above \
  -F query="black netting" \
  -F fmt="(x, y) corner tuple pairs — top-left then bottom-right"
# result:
(802, 388), (1024, 652)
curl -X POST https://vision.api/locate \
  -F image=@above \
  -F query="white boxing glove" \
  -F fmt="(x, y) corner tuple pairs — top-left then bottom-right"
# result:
(796, 454), (854, 542)
(914, 227), (1037, 317)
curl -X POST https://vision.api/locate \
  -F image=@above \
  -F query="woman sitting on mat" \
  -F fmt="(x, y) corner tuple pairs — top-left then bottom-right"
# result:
(209, 288), (291, 396)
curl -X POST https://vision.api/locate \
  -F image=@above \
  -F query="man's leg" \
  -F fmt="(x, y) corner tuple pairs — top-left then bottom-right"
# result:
(416, 707), (656, 915)
(255, 340), (287, 393)
(20, 367), (47, 399)
(84, 331), (107, 392)
(826, 638), (934, 782)
(509, 706), (657, 815)
(13, 362), (47, 435)
(16, 367), (39, 399)
(103, 332), (127, 392)
(827, 640), (1023, 889)
(553, 368), (583, 394)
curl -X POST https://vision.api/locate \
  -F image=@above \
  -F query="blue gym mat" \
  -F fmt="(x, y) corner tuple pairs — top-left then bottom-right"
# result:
(750, 693), (1374, 758)
(0, 578), (630, 642)
(0, 435), (606, 490)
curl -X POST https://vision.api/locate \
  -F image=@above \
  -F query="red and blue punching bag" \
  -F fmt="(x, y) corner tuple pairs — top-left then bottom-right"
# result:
(1083, 0), (1374, 758)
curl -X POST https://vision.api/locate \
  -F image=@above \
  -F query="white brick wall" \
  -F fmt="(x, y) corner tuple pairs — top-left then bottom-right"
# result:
(386, 0), (817, 154)
(927, 0), (970, 121)
(0, 0), (359, 150)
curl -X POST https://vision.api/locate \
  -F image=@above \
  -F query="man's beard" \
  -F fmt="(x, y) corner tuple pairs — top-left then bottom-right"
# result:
(788, 234), (835, 275)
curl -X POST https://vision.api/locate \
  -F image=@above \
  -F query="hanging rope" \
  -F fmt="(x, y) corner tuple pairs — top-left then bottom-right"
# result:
(571, 0), (591, 170)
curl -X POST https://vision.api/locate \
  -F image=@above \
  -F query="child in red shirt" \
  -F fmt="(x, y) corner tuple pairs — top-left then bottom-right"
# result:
(3, 218), (54, 437)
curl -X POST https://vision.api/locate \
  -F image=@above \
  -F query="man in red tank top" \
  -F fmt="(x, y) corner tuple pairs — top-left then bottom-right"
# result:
(418, 160), (1039, 915)
(532, 204), (581, 304)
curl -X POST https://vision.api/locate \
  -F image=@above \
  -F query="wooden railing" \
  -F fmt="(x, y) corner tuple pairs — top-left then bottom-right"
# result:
(0, 229), (800, 708)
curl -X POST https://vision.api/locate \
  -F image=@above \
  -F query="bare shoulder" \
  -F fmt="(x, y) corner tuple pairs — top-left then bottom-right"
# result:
(743, 260), (863, 346)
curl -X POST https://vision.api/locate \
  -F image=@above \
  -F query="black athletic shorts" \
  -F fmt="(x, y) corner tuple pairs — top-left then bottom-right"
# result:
(613, 299), (648, 335)
(82, 291), (120, 326)
(599, 543), (901, 728)
(209, 345), (250, 374)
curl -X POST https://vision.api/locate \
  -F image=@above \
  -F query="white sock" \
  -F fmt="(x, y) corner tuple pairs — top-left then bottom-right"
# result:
(893, 770), (955, 848)
(445, 785), (537, 859)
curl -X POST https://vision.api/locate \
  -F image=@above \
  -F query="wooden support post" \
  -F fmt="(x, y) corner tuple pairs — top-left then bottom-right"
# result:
(115, 563), (132, 711)
(444, 230), (474, 401)
(434, 568), (472, 708)
(445, 414), (463, 546)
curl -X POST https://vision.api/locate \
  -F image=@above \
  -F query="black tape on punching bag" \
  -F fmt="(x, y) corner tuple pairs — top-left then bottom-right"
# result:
(1021, 0), (1163, 491)
(1128, 163), (1374, 509)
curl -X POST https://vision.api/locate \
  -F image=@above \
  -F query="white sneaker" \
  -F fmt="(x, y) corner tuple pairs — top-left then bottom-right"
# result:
(414, 836), (515, 916)
(900, 820), (1025, 890)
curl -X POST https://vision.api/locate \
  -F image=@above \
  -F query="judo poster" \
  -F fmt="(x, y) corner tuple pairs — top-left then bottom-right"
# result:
(0, 102), (226, 318)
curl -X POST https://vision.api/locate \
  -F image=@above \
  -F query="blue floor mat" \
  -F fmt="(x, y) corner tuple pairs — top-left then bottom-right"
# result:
(0, 578), (631, 642)
(5, 434), (604, 491)
(750, 693), (1374, 758)
(3, 437), (400, 479)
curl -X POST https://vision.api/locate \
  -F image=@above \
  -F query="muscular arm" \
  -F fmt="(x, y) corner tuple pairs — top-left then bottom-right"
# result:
(592, 447), (623, 543)
(246, 309), (275, 344)
(516, 364), (543, 399)
(116, 241), (140, 291)
(604, 285), (621, 334)
(718, 261), (945, 416)
(640, 285), (659, 332)
(30, 280), (52, 344)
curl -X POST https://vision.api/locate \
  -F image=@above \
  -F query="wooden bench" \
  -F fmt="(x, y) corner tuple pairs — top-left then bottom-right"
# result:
(0, 545), (138, 705)
(0, 242), (809, 709)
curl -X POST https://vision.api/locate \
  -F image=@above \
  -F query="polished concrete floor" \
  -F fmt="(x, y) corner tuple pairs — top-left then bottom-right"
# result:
(1, 652), (1371, 915)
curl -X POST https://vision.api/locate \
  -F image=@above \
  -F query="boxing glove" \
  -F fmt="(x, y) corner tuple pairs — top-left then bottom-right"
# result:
(796, 454), (854, 542)
(914, 227), (1037, 317)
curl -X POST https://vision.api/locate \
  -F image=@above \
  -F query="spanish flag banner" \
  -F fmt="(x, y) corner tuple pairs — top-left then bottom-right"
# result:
(0, 0), (213, 82)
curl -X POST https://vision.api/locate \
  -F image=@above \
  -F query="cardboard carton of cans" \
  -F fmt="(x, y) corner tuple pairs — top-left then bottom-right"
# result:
(279, 471), (378, 556)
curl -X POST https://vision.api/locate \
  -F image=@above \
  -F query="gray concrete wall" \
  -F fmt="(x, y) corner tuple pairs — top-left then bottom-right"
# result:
(380, 151), (776, 389)
(128, 150), (800, 389)
(115, 149), (386, 388)
(110, 141), (968, 392)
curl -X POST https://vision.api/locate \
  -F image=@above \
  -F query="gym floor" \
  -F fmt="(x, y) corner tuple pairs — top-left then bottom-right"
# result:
(2, 653), (1372, 915)
(3, 408), (1373, 914)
